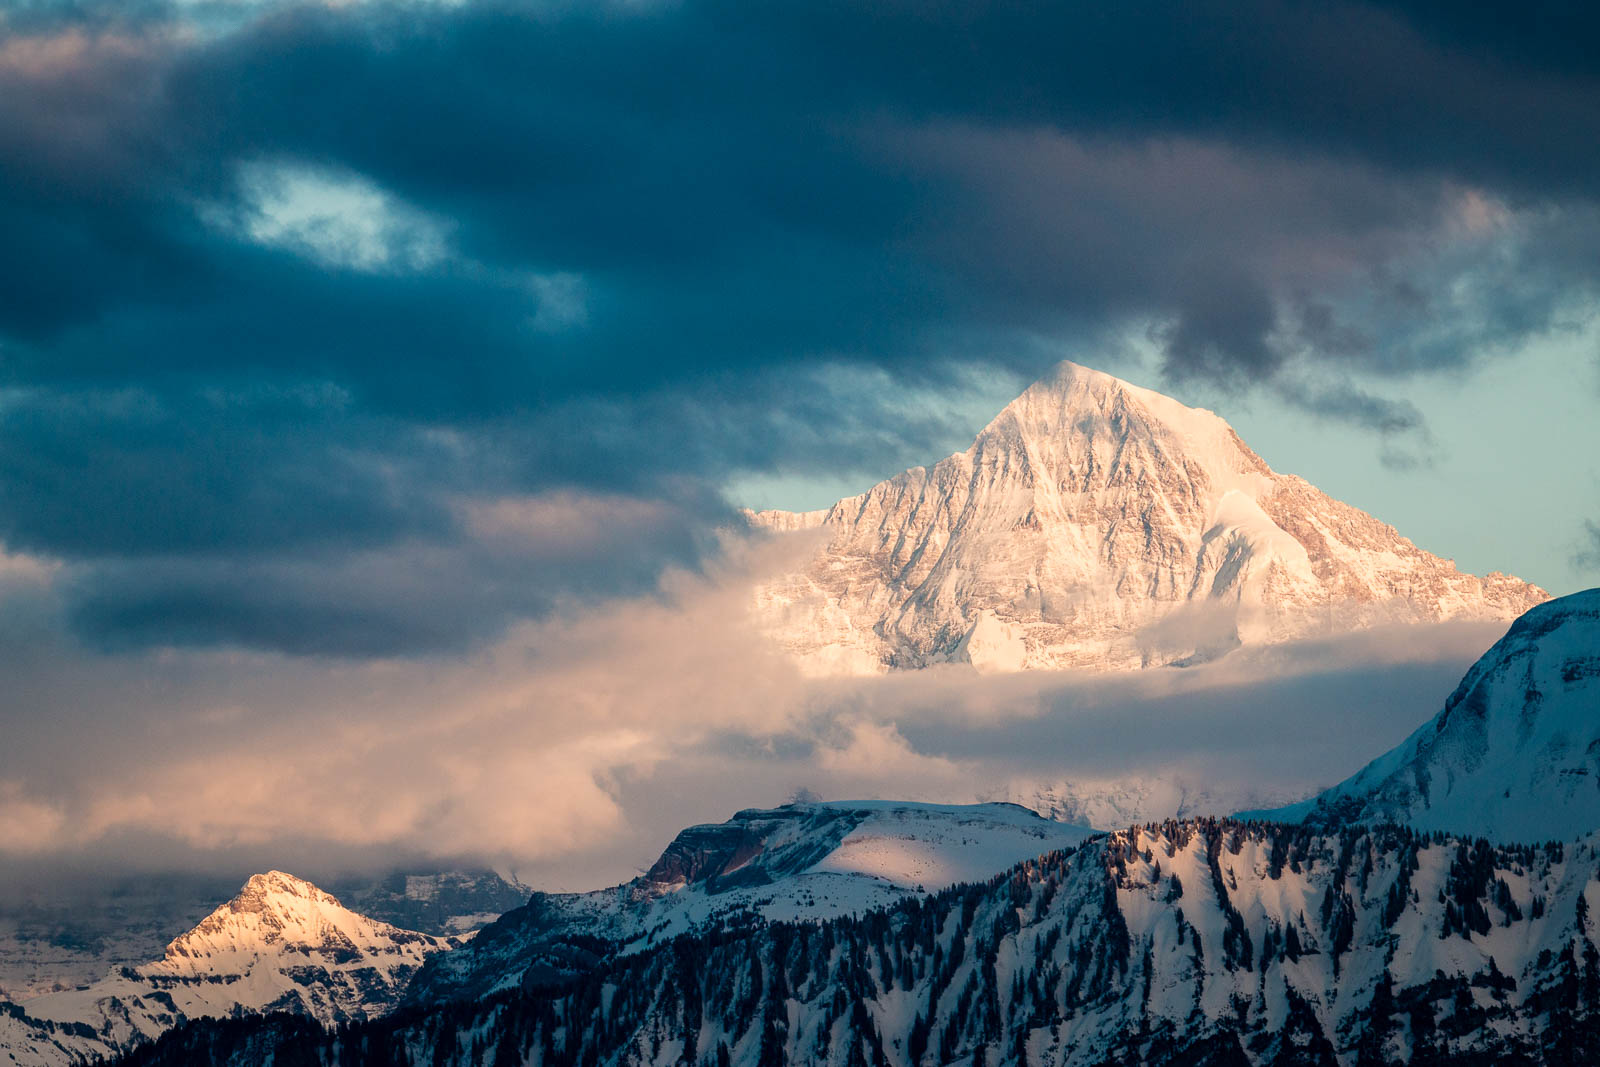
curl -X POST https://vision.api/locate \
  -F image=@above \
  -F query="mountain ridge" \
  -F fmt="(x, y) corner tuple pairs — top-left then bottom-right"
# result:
(1246, 587), (1600, 841)
(105, 819), (1600, 1066)
(403, 799), (1095, 1007)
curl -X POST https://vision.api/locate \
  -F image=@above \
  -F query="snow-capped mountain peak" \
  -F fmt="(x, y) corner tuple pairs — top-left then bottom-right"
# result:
(749, 360), (1546, 674)
(150, 868), (439, 974)
(161, 871), (338, 956)
(241, 868), (329, 898)
(981, 360), (1269, 491)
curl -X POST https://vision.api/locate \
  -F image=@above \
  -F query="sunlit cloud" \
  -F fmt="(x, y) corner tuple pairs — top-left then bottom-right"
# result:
(0, 784), (65, 853)
(0, 526), (1508, 889)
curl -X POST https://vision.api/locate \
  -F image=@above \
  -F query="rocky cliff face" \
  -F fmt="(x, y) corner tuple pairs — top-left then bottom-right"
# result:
(1252, 588), (1600, 842)
(750, 362), (1547, 674)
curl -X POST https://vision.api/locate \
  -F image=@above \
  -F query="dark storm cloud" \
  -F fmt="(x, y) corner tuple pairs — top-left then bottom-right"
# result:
(1158, 272), (1282, 387)
(1365, 1), (1600, 82)
(1, 0), (1597, 652)
(0, 387), (448, 556)
(0, 370), (979, 654)
(8, 0), (1600, 396)
(61, 499), (709, 656)
(177, 0), (1600, 380)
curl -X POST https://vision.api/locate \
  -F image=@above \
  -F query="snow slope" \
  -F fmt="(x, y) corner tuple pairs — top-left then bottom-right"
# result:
(0, 871), (455, 1066)
(749, 361), (1546, 674)
(1250, 588), (1600, 842)
(404, 800), (1094, 1005)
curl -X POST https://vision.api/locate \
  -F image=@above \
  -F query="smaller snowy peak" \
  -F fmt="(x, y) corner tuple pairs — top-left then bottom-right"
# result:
(157, 869), (435, 966)
(1249, 588), (1600, 842)
(3, 872), (455, 1067)
(171, 871), (325, 939)
(243, 869), (325, 896)
(0, 866), (522, 1009)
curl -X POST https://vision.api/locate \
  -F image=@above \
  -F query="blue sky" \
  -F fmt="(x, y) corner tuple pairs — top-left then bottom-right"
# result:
(1225, 330), (1600, 595)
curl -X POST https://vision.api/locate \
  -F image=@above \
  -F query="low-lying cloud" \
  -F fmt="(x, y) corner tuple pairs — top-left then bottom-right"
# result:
(0, 530), (1505, 892)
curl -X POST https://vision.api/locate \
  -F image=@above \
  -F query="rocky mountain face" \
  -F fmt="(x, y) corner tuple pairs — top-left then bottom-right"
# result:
(749, 362), (1547, 674)
(1251, 588), (1600, 843)
(111, 820), (1600, 1066)
(0, 871), (456, 1066)
(404, 801), (1093, 1007)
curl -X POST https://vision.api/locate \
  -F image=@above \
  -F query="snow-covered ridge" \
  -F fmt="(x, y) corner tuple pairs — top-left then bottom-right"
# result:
(1249, 587), (1600, 842)
(749, 360), (1547, 674)
(141, 819), (1600, 1065)
(0, 871), (456, 1066)
(404, 800), (1095, 1006)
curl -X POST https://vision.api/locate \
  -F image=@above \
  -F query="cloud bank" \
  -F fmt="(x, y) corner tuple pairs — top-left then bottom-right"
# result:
(0, 534), (1505, 891)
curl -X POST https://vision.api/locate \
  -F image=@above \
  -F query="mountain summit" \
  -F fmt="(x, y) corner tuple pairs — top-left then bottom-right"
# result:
(749, 361), (1547, 673)
(149, 869), (442, 984)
